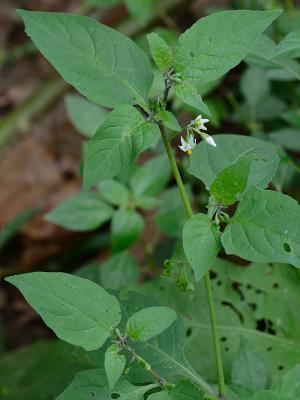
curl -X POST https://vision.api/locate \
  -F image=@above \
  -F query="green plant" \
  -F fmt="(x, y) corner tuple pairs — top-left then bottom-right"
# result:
(5, 7), (300, 400)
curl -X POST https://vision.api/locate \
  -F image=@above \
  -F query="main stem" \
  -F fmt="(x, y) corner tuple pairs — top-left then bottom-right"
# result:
(158, 122), (226, 399)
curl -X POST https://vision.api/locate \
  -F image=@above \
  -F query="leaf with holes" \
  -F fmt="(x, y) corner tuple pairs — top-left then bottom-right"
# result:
(183, 214), (221, 281)
(126, 306), (177, 341)
(84, 105), (159, 189)
(147, 32), (173, 71)
(5, 273), (121, 351)
(188, 135), (280, 191)
(174, 10), (281, 84)
(45, 192), (114, 231)
(105, 344), (126, 389)
(56, 368), (156, 400)
(231, 337), (270, 391)
(18, 11), (153, 110)
(221, 188), (300, 267)
(210, 156), (251, 205)
(273, 364), (300, 400)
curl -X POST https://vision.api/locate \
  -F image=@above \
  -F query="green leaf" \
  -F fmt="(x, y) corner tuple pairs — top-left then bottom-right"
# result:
(57, 368), (156, 400)
(231, 338), (270, 392)
(126, 306), (176, 341)
(147, 32), (173, 71)
(174, 81), (210, 116)
(5, 272), (121, 351)
(148, 392), (169, 400)
(240, 67), (270, 105)
(65, 95), (106, 138)
(222, 188), (300, 267)
(275, 29), (300, 59)
(156, 110), (181, 131)
(210, 156), (251, 205)
(273, 364), (300, 400)
(252, 391), (280, 400)
(170, 380), (204, 400)
(183, 214), (221, 281)
(135, 195), (160, 210)
(188, 134), (280, 191)
(174, 10), (281, 84)
(0, 207), (38, 251)
(105, 344), (126, 389)
(0, 340), (96, 400)
(129, 154), (171, 198)
(124, 0), (155, 26)
(84, 105), (159, 189)
(111, 209), (144, 252)
(17, 11), (153, 109)
(45, 192), (114, 231)
(97, 179), (130, 207)
(100, 251), (139, 290)
(269, 128), (300, 151)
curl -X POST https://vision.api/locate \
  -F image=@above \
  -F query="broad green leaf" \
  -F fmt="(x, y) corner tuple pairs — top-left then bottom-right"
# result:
(45, 192), (114, 231)
(0, 207), (38, 251)
(126, 306), (176, 341)
(281, 110), (300, 128)
(275, 29), (300, 59)
(221, 188), (300, 267)
(97, 179), (130, 207)
(188, 134), (280, 191)
(84, 105), (159, 189)
(148, 392), (169, 400)
(273, 364), (300, 400)
(240, 67), (270, 105)
(174, 81), (210, 115)
(210, 156), (251, 205)
(269, 128), (300, 151)
(174, 10), (281, 84)
(124, 0), (155, 26)
(147, 32), (173, 71)
(182, 214), (221, 281)
(65, 95), (106, 138)
(105, 344), (126, 389)
(129, 154), (171, 198)
(111, 209), (144, 252)
(6, 272), (121, 351)
(18, 11), (153, 109)
(227, 386), (253, 400)
(57, 368), (156, 400)
(231, 338), (270, 391)
(0, 340), (96, 400)
(170, 380), (204, 400)
(252, 391), (280, 400)
(100, 251), (139, 290)
(135, 195), (160, 210)
(156, 110), (181, 131)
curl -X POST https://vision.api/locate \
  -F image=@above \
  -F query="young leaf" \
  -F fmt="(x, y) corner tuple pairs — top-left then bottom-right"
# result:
(231, 338), (270, 391)
(17, 10), (153, 110)
(126, 306), (176, 341)
(147, 32), (173, 71)
(183, 214), (221, 281)
(156, 110), (181, 131)
(65, 95), (106, 138)
(221, 188), (300, 268)
(45, 192), (114, 231)
(174, 81), (210, 116)
(210, 156), (251, 205)
(57, 368), (156, 400)
(5, 273), (121, 351)
(174, 10), (282, 84)
(188, 134), (280, 191)
(105, 344), (126, 389)
(84, 105), (159, 189)
(111, 209), (144, 252)
(129, 154), (171, 198)
(97, 179), (130, 207)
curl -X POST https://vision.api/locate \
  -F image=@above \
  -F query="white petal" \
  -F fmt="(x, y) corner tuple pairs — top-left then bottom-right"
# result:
(205, 136), (217, 147)
(180, 136), (187, 146)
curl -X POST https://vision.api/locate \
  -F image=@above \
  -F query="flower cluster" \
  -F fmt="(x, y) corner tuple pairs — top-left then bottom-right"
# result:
(179, 115), (216, 155)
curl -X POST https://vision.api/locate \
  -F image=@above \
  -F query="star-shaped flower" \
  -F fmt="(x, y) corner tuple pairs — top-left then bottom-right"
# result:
(192, 115), (209, 131)
(178, 134), (196, 155)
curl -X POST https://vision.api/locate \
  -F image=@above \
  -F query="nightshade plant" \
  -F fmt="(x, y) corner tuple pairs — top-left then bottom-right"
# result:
(6, 7), (300, 400)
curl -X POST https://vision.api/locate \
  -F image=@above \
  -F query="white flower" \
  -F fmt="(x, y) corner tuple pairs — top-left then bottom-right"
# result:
(205, 135), (216, 147)
(193, 115), (209, 131)
(179, 134), (196, 155)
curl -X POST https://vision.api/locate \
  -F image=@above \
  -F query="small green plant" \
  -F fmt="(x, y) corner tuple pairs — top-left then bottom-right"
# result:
(5, 7), (300, 400)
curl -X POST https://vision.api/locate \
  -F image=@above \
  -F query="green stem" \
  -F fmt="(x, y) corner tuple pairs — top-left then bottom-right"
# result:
(158, 122), (226, 399)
